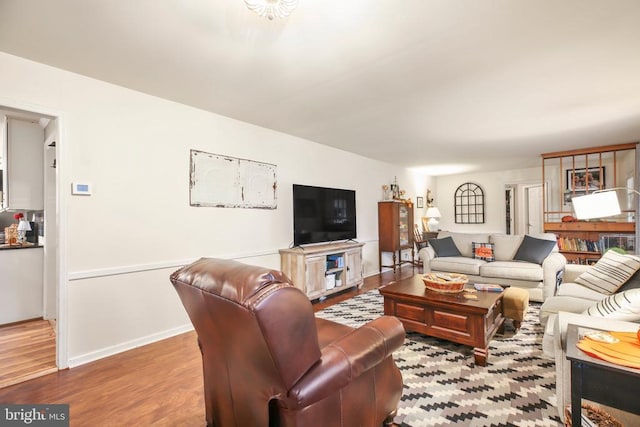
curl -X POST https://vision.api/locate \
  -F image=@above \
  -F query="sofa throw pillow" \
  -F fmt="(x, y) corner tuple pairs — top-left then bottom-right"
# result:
(583, 288), (640, 322)
(575, 250), (640, 295)
(513, 235), (556, 265)
(618, 269), (640, 292)
(472, 242), (495, 262)
(428, 236), (461, 257)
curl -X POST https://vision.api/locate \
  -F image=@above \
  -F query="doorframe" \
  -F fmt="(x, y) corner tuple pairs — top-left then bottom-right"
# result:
(523, 183), (544, 235)
(505, 185), (515, 234)
(505, 180), (543, 236)
(0, 97), (68, 368)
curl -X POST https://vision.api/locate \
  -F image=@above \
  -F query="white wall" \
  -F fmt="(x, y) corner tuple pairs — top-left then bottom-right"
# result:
(435, 167), (541, 233)
(0, 52), (423, 366)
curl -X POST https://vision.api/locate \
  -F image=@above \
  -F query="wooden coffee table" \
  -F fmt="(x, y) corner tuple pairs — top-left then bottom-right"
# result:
(379, 275), (504, 366)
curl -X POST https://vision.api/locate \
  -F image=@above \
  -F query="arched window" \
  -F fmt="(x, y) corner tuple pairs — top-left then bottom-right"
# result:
(455, 182), (485, 224)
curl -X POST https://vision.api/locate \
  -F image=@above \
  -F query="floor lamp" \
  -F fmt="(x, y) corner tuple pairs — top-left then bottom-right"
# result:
(571, 187), (640, 220)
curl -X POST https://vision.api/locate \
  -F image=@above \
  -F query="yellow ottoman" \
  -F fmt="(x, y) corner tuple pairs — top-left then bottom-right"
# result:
(502, 287), (529, 330)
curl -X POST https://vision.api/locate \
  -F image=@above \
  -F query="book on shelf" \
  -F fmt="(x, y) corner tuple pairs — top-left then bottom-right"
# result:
(556, 236), (600, 253)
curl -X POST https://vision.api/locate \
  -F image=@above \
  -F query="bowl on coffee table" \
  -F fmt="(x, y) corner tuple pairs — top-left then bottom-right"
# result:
(422, 272), (468, 293)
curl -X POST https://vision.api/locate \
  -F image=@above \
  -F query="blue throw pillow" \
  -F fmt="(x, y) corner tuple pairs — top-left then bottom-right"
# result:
(428, 236), (461, 257)
(513, 235), (556, 265)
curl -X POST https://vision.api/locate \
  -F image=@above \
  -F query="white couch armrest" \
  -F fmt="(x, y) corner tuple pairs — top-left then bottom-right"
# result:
(418, 246), (436, 273)
(542, 252), (567, 300)
(563, 263), (591, 283)
(552, 312), (639, 419)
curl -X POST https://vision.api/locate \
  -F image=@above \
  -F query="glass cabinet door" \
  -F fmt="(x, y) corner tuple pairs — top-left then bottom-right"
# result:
(399, 204), (409, 246)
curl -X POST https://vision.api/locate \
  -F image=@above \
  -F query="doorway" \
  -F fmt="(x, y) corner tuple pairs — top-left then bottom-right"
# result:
(0, 104), (61, 386)
(525, 184), (544, 234)
(505, 183), (544, 235)
(505, 186), (515, 234)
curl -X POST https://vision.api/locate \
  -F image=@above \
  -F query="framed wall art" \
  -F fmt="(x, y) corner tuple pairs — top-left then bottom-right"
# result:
(454, 182), (485, 224)
(566, 167), (605, 191)
(189, 149), (277, 209)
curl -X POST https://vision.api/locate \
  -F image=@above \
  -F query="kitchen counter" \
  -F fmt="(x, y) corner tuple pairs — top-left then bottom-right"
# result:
(0, 242), (42, 250)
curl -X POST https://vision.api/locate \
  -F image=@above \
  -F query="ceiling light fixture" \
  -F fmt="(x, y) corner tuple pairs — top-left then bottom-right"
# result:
(244, 0), (298, 20)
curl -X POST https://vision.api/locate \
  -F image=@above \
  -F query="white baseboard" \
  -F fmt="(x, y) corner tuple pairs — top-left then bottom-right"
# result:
(68, 323), (194, 368)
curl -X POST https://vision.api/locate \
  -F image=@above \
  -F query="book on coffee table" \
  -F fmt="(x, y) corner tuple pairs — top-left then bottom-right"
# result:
(473, 283), (504, 292)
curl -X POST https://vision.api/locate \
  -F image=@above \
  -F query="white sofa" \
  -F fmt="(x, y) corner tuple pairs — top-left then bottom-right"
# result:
(539, 264), (606, 327)
(418, 231), (566, 302)
(540, 260), (640, 328)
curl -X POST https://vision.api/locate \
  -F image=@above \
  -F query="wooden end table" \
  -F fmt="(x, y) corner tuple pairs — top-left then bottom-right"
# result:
(379, 275), (504, 366)
(565, 324), (640, 426)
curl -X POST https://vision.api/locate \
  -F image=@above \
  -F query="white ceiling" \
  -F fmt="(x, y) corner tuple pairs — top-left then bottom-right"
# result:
(1, 0), (640, 175)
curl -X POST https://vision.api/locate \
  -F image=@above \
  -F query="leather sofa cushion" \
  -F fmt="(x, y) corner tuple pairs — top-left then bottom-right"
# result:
(479, 261), (543, 282)
(430, 257), (485, 276)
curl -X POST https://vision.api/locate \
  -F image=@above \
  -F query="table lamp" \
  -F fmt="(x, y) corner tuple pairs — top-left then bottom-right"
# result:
(424, 206), (441, 232)
(17, 219), (31, 243)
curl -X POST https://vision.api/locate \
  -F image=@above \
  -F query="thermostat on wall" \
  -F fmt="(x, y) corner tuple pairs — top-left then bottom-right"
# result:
(71, 182), (92, 195)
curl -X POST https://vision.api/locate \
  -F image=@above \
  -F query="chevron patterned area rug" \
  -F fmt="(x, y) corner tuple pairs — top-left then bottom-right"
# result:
(316, 290), (563, 427)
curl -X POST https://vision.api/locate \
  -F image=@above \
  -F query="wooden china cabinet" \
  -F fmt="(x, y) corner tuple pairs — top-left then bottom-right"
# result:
(378, 201), (414, 272)
(542, 143), (639, 264)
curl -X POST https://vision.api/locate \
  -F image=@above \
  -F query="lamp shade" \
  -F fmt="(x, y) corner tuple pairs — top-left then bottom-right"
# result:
(424, 206), (441, 232)
(572, 191), (621, 220)
(17, 219), (31, 232)
(425, 207), (441, 219)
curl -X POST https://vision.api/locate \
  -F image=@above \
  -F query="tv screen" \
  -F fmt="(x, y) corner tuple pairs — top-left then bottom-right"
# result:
(293, 184), (357, 246)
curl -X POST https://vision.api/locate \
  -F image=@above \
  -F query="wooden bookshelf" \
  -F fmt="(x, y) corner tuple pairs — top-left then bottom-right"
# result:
(544, 221), (635, 264)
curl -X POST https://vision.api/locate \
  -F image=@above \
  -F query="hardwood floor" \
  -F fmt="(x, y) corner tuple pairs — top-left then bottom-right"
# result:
(0, 319), (57, 389)
(0, 267), (416, 425)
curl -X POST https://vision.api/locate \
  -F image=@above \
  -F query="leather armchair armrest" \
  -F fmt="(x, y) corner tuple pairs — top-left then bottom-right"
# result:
(542, 252), (567, 300)
(286, 315), (405, 408)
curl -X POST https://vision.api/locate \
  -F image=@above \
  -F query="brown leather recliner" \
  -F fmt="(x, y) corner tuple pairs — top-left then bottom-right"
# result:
(170, 258), (405, 427)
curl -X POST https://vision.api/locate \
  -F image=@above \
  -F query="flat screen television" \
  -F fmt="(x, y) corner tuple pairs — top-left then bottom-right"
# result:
(293, 184), (357, 246)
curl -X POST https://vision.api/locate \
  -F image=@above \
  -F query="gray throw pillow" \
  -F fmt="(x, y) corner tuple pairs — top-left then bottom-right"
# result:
(513, 235), (556, 265)
(428, 236), (461, 257)
(618, 269), (640, 292)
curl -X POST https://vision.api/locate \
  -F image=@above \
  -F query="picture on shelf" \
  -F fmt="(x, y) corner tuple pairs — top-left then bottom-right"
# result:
(566, 167), (605, 191)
